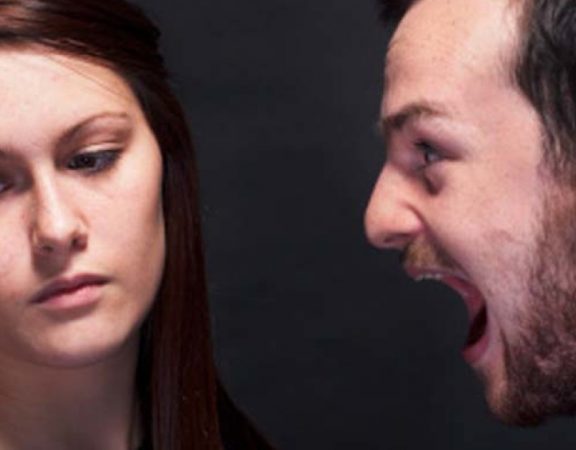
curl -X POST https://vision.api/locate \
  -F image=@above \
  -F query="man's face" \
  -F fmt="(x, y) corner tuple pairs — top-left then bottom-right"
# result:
(366, 0), (576, 425)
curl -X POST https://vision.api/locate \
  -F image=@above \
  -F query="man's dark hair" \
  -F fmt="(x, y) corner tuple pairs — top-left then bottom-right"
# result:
(515, 0), (576, 179)
(379, 0), (576, 181)
(378, 0), (412, 22)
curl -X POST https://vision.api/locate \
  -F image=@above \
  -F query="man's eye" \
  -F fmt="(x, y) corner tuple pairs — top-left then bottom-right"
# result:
(415, 141), (442, 166)
(67, 149), (119, 172)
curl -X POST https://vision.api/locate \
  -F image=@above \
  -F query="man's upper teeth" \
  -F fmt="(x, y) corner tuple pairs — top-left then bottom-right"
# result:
(416, 273), (444, 281)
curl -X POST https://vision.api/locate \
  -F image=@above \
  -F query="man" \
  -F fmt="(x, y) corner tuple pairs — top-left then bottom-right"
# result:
(365, 0), (576, 427)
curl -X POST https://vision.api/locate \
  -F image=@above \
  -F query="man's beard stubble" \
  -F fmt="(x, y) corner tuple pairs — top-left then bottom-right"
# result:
(501, 189), (576, 426)
(404, 188), (576, 427)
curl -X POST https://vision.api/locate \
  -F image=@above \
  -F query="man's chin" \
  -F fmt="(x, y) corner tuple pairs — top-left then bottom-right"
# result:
(481, 346), (576, 427)
(471, 352), (545, 427)
(484, 379), (547, 427)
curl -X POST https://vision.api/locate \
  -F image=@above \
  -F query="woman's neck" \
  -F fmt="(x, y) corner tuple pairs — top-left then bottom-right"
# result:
(0, 335), (141, 450)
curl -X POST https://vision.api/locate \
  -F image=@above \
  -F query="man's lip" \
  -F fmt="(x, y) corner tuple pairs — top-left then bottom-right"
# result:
(31, 274), (109, 304)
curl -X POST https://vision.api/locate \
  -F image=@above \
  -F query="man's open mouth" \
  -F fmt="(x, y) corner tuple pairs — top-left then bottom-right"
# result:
(467, 305), (487, 347)
(406, 268), (490, 364)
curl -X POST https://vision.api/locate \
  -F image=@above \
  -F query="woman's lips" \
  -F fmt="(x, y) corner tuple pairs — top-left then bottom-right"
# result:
(31, 274), (109, 309)
(407, 268), (490, 364)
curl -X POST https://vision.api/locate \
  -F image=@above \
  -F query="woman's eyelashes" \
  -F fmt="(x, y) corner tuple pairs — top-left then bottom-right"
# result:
(0, 148), (122, 198)
(66, 149), (120, 174)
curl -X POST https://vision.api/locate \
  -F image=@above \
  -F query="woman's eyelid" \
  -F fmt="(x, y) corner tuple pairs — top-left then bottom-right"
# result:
(75, 138), (124, 153)
(0, 142), (125, 196)
(0, 176), (12, 194)
(0, 169), (27, 195)
(0, 159), (28, 194)
(66, 147), (122, 172)
(63, 125), (128, 159)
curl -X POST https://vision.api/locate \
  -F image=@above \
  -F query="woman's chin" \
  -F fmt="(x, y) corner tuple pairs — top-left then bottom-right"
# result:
(19, 325), (140, 370)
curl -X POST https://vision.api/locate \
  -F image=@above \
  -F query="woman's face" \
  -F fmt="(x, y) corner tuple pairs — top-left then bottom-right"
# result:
(0, 49), (165, 369)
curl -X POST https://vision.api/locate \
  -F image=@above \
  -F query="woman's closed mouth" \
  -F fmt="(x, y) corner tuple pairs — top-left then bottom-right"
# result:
(31, 274), (110, 309)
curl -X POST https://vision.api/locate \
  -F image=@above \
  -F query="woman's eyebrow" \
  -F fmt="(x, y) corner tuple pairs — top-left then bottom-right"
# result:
(0, 112), (133, 160)
(59, 111), (132, 145)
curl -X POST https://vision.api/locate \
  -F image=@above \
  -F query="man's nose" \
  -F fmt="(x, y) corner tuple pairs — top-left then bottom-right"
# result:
(364, 166), (423, 250)
(30, 178), (87, 256)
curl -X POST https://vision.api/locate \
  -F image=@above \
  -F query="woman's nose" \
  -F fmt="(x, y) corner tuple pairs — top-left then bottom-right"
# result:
(364, 166), (423, 251)
(30, 178), (87, 256)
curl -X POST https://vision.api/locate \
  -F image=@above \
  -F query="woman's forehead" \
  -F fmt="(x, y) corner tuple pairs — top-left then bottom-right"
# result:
(0, 48), (151, 161)
(0, 48), (134, 100)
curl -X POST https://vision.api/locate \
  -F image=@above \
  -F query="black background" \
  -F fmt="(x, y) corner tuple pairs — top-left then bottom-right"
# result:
(132, 1), (576, 448)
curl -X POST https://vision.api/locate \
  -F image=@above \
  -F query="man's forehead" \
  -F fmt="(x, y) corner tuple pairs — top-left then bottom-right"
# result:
(384, 0), (522, 90)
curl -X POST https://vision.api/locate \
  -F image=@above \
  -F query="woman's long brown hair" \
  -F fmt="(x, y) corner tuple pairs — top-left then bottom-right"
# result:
(0, 1), (272, 448)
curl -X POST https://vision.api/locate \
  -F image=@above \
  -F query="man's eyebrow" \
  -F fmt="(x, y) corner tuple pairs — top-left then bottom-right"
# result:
(379, 101), (451, 139)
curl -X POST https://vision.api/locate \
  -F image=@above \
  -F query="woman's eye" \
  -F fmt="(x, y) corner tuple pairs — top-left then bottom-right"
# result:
(67, 149), (119, 173)
(415, 141), (442, 167)
(0, 178), (11, 194)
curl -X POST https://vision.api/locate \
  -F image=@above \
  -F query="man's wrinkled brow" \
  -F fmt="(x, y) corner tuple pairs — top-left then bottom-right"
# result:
(379, 101), (451, 139)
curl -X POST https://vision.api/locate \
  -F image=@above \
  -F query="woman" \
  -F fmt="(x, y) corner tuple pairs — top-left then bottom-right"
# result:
(0, 0), (273, 449)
